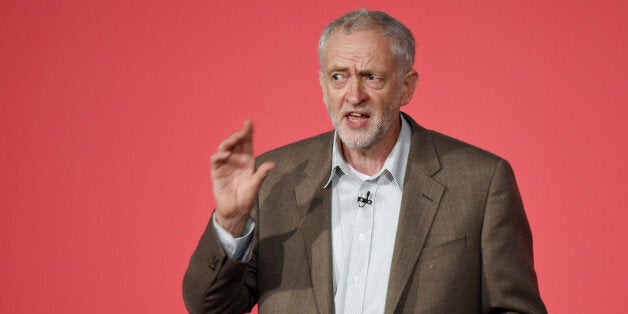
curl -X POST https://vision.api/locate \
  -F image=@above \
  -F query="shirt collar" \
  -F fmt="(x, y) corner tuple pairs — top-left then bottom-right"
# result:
(324, 114), (412, 189)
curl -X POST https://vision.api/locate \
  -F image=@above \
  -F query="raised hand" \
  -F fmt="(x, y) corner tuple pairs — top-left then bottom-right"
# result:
(210, 120), (275, 237)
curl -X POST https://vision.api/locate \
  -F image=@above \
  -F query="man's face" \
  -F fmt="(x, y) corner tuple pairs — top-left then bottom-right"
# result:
(319, 30), (415, 149)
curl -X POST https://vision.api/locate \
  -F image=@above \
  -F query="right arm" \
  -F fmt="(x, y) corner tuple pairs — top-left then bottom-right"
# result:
(182, 214), (258, 313)
(182, 120), (274, 313)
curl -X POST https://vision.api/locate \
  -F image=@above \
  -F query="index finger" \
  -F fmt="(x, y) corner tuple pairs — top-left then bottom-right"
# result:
(217, 119), (254, 154)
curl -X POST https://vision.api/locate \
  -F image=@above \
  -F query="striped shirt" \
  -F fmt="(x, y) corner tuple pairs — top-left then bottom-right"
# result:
(324, 115), (411, 313)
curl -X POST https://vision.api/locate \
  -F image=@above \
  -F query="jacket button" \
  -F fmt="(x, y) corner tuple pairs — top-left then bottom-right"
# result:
(209, 256), (220, 271)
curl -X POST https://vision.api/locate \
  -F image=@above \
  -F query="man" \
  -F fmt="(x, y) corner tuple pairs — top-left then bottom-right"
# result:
(183, 9), (546, 313)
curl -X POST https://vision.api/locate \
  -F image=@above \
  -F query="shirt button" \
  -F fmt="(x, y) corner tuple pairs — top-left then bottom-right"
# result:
(354, 277), (360, 284)
(358, 233), (365, 241)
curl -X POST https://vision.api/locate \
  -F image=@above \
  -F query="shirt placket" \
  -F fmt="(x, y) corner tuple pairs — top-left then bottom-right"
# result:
(344, 179), (378, 313)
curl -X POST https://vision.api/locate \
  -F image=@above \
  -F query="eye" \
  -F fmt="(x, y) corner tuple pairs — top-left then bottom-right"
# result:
(330, 73), (347, 87)
(363, 74), (384, 89)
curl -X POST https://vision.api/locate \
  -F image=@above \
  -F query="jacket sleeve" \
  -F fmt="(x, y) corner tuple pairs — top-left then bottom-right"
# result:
(481, 159), (547, 314)
(182, 212), (258, 314)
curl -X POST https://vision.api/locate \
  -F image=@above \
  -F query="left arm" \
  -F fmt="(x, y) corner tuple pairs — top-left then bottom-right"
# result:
(481, 159), (547, 313)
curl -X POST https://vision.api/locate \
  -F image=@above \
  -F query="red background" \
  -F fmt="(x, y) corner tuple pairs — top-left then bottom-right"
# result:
(2, 1), (627, 313)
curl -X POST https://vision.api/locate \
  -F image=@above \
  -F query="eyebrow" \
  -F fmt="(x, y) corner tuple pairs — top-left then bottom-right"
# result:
(326, 66), (350, 73)
(327, 66), (386, 77)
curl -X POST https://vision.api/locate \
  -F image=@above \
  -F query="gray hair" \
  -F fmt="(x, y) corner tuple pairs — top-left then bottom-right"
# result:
(318, 9), (415, 74)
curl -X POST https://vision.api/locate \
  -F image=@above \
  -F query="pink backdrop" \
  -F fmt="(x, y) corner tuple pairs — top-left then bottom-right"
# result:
(2, 1), (627, 313)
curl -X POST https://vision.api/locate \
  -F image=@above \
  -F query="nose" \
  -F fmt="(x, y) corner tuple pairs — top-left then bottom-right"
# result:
(345, 77), (367, 106)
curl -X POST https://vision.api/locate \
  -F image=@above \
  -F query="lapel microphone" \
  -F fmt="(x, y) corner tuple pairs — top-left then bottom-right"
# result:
(357, 191), (373, 207)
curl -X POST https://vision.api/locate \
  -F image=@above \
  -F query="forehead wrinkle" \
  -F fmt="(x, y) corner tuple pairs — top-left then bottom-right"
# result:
(324, 49), (387, 75)
(322, 31), (393, 76)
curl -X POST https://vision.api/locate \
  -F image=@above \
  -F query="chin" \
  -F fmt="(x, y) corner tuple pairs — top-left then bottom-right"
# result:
(337, 127), (383, 149)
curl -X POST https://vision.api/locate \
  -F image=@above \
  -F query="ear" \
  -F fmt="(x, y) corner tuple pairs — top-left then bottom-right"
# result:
(318, 70), (329, 101)
(318, 70), (325, 88)
(399, 70), (419, 106)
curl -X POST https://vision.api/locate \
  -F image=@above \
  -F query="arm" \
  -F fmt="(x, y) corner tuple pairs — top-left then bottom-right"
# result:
(182, 120), (274, 313)
(182, 213), (258, 313)
(481, 159), (547, 314)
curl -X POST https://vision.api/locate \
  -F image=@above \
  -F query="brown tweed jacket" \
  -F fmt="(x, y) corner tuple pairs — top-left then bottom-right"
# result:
(183, 114), (546, 313)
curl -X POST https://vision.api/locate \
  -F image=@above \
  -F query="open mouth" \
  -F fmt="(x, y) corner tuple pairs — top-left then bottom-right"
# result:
(345, 112), (370, 128)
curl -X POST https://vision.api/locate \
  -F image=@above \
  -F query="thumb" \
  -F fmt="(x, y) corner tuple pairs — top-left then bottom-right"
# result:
(251, 161), (275, 187)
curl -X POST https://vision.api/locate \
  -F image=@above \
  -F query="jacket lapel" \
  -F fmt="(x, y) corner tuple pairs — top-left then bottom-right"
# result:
(290, 118), (445, 313)
(295, 134), (335, 313)
(385, 116), (446, 313)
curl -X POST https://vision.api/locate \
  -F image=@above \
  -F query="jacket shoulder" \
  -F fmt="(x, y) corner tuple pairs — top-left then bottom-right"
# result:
(428, 129), (501, 162)
(420, 129), (510, 178)
(403, 113), (503, 168)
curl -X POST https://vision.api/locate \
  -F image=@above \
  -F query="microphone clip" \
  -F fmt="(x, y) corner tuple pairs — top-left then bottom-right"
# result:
(357, 191), (372, 207)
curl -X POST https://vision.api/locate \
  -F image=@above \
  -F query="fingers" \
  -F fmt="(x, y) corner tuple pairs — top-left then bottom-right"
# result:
(250, 161), (276, 188)
(210, 150), (229, 163)
(241, 120), (253, 155)
(210, 150), (253, 172)
(217, 120), (254, 154)
(210, 151), (232, 171)
(255, 161), (276, 180)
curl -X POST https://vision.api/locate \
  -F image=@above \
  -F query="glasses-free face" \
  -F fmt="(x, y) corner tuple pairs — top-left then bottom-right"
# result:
(319, 30), (416, 150)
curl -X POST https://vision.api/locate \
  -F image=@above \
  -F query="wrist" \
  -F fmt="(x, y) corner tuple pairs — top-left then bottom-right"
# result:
(214, 212), (249, 237)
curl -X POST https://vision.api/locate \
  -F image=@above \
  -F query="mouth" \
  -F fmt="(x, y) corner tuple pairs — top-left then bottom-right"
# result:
(344, 111), (370, 128)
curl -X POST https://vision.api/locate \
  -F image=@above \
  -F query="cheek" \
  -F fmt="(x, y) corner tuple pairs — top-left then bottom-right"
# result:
(322, 93), (337, 114)
(323, 89), (343, 105)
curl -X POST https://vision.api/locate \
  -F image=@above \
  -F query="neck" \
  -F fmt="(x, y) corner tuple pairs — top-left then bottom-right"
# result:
(342, 119), (401, 176)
